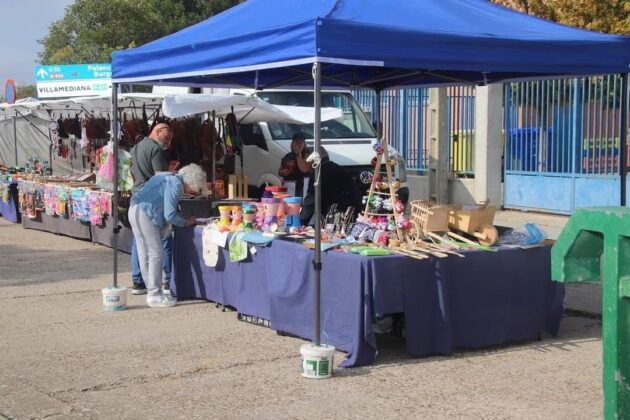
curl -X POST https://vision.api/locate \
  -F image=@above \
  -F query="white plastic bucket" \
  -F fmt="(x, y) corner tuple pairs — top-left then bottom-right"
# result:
(102, 286), (128, 311)
(300, 343), (335, 379)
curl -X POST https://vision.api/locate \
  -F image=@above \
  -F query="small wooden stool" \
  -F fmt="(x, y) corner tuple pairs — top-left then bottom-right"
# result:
(227, 175), (248, 199)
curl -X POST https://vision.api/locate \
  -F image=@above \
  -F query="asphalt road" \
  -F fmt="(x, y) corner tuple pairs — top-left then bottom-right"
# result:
(0, 218), (602, 419)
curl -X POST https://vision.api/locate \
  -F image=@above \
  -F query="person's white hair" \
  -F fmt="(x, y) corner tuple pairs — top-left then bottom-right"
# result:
(178, 163), (207, 195)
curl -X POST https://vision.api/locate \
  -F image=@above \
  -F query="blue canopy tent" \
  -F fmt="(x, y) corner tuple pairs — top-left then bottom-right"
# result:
(110, 0), (630, 345)
(112, 0), (630, 89)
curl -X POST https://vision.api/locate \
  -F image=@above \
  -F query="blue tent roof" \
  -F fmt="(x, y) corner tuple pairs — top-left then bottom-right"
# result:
(112, 0), (630, 89)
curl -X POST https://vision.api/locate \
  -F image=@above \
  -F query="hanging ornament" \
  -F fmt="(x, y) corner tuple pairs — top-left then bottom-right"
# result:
(394, 199), (405, 213)
(396, 216), (410, 230)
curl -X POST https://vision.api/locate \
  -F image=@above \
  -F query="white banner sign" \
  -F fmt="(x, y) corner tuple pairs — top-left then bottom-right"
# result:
(36, 80), (112, 98)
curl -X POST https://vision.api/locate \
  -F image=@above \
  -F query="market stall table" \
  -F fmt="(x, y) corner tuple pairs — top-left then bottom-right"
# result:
(172, 226), (565, 367)
(0, 182), (20, 223)
(90, 215), (133, 254)
(22, 213), (92, 240)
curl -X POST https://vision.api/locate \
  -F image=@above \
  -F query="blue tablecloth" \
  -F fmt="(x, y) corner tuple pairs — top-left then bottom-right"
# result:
(173, 226), (564, 367)
(0, 183), (20, 223)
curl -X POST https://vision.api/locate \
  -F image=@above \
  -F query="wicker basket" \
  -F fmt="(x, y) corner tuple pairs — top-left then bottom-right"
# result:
(410, 200), (450, 233)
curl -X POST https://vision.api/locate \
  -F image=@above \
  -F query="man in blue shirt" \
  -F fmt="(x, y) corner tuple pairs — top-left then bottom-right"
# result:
(130, 123), (173, 295)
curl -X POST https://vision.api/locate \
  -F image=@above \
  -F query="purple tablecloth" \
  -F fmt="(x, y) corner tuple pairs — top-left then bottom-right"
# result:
(0, 183), (20, 223)
(173, 226), (564, 367)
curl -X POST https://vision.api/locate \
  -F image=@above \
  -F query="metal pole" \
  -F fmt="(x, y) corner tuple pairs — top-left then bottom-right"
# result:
(313, 62), (322, 346)
(111, 84), (120, 288)
(13, 115), (18, 166)
(375, 90), (382, 140)
(48, 125), (54, 176)
(620, 73), (628, 207)
(212, 110), (216, 199)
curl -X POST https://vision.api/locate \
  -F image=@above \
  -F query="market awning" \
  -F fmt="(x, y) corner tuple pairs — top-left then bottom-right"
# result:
(0, 93), (343, 124)
(112, 0), (630, 89)
(161, 93), (343, 123)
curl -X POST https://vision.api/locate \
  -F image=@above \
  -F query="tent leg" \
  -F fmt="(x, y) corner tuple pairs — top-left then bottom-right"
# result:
(13, 116), (18, 167)
(375, 90), (382, 140)
(48, 126), (54, 176)
(212, 110), (216, 199)
(620, 73), (628, 207)
(313, 62), (322, 346)
(111, 84), (120, 288)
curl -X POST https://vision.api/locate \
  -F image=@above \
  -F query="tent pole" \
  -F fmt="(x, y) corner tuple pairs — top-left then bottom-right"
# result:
(111, 84), (120, 288)
(13, 115), (18, 167)
(375, 90), (382, 140)
(211, 110), (216, 199)
(620, 73), (628, 207)
(313, 62), (322, 346)
(47, 124), (53, 176)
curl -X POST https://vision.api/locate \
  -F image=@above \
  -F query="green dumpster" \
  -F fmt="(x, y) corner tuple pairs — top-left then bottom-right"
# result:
(552, 207), (630, 419)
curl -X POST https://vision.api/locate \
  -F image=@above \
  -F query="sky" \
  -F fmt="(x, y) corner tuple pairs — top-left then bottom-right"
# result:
(1, 0), (75, 88)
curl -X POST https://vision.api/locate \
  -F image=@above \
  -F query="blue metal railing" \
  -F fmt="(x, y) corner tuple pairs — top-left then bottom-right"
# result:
(447, 86), (476, 176)
(352, 88), (474, 175)
(504, 75), (624, 177)
(353, 76), (626, 181)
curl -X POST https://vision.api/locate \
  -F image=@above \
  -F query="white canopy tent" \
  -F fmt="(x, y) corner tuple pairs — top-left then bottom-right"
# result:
(0, 93), (341, 173)
(0, 93), (342, 124)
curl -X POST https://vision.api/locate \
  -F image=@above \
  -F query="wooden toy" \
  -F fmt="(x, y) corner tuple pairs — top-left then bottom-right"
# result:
(406, 199), (450, 243)
(448, 200), (498, 246)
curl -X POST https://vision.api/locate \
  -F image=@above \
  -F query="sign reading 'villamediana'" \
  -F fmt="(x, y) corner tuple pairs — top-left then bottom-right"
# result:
(34, 64), (112, 99)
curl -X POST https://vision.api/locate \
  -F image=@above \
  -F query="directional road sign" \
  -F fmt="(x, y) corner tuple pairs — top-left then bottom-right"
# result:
(34, 63), (112, 98)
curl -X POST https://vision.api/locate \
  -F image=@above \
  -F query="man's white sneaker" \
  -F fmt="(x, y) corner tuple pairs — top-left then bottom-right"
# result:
(147, 294), (177, 308)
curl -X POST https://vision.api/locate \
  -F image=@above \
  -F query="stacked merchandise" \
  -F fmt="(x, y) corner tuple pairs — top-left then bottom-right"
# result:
(17, 179), (113, 225)
(0, 173), (15, 204)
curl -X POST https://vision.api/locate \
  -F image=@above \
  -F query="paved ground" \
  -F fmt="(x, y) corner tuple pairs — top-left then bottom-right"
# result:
(0, 218), (603, 419)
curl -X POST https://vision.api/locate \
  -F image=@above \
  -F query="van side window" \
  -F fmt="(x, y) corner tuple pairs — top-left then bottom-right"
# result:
(239, 123), (268, 150)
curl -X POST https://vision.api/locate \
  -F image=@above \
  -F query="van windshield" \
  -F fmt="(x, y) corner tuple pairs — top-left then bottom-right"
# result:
(256, 91), (376, 140)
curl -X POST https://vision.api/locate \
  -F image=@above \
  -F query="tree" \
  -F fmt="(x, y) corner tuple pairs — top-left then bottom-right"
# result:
(16, 85), (38, 100)
(492, 0), (630, 35)
(38, 0), (242, 65)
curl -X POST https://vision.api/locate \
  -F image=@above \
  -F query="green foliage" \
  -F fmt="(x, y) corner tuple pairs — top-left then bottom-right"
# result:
(492, 0), (630, 35)
(38, 0), (242, 65)
(16, 85), (38, 100)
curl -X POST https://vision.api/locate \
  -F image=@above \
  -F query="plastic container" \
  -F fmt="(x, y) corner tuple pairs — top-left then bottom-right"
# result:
(261, 197), (279, 229)
(102, 286), (128, 311)
(300, 343), (335, 379)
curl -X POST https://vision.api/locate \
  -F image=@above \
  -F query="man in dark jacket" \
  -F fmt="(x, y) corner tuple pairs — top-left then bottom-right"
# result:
(278, 132), (312, 198)
(300, 146), (359, 225)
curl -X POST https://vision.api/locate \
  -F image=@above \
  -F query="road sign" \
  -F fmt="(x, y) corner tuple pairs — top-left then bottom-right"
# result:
(34, 63), (112, 98)
(5, 79), (16, 104)
(36, 80), (112, 98)
(34, 64), (111, 82)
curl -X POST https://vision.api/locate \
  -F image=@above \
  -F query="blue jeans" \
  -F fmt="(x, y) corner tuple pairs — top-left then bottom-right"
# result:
(131, 235), (172, 286)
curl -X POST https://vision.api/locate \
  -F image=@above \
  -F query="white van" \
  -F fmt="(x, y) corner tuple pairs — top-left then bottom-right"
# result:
(228, 89), (408, 200)
(153, 86), (409, 201)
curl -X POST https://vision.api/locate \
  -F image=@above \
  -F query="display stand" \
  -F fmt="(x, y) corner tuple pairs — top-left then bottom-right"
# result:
(362, 140), (403, 241)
